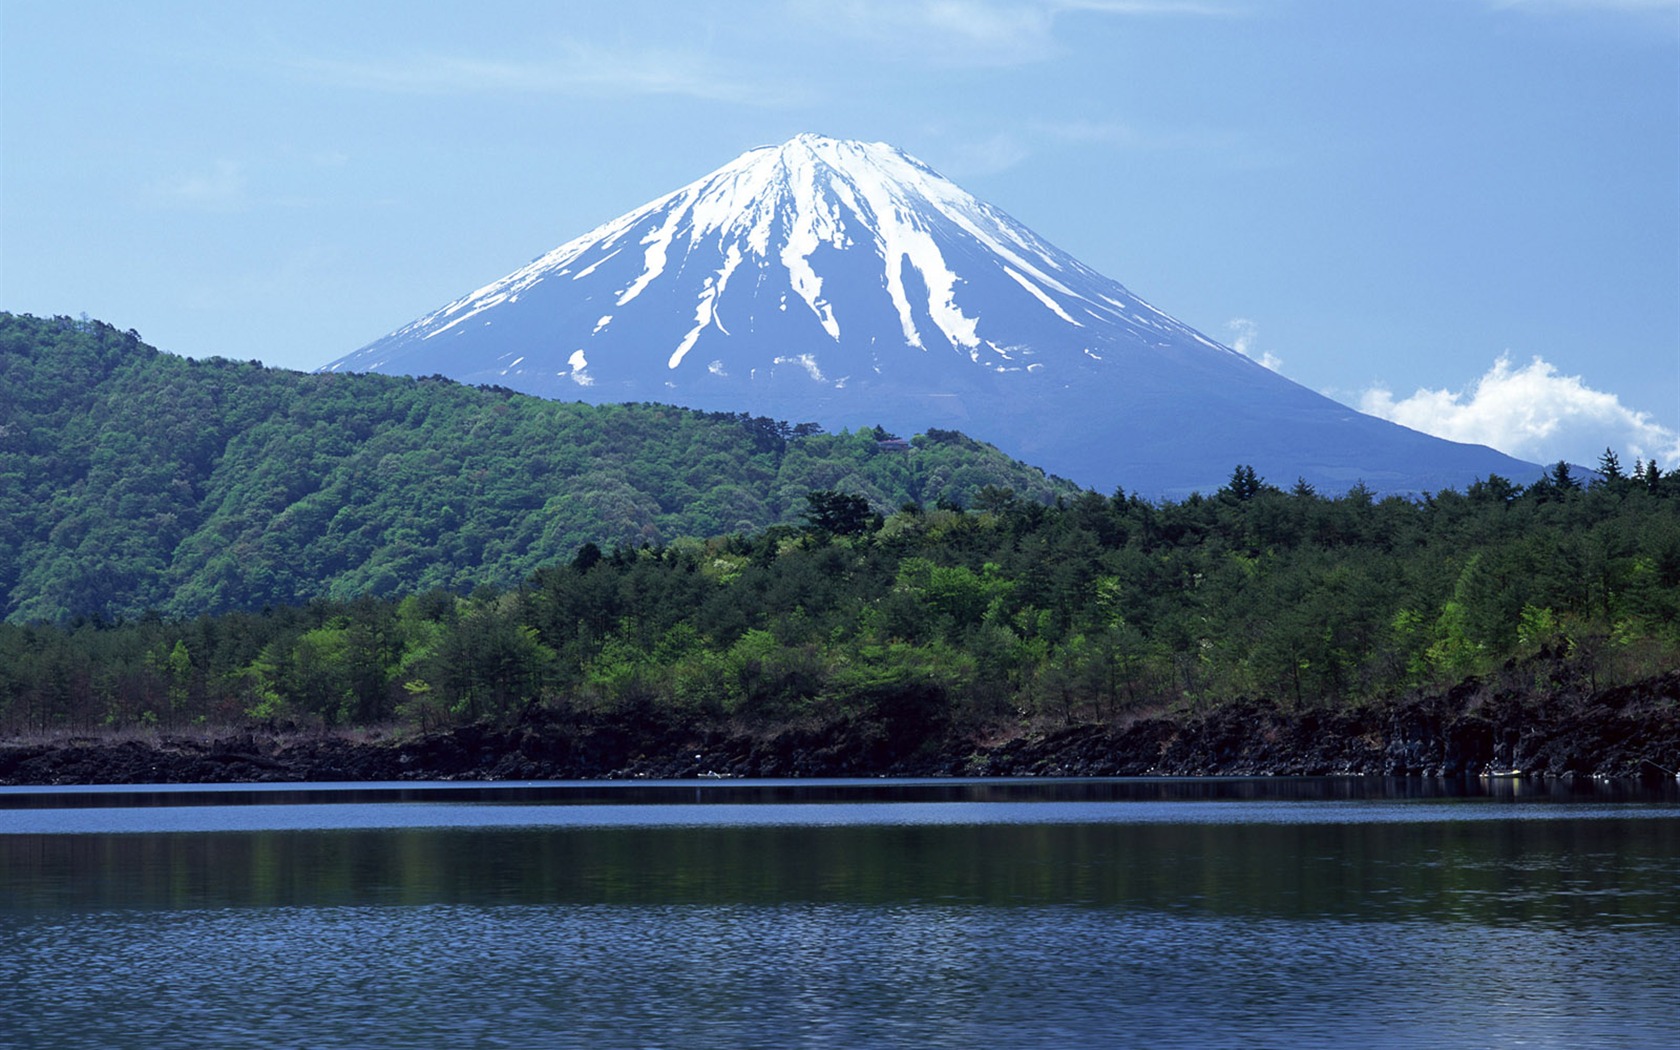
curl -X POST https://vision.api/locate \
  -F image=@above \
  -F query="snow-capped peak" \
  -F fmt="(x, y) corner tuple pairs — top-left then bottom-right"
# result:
(321, 135), (1541, 497)
(335, 135), (1206, 376)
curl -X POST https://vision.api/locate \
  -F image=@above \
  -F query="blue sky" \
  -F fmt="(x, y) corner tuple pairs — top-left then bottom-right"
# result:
(3, 0), (1676, 469)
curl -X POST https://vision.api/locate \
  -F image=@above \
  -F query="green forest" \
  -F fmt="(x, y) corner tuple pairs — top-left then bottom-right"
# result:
(4, 450), (1676, 735)
(0, 312), (1069, 623)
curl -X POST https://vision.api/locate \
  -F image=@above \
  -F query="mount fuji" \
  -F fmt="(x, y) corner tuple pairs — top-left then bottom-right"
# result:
(323, 134), (1539, 496)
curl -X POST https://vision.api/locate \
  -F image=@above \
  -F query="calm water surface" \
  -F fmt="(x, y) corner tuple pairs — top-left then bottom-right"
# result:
(3, 778), (1677, 1049)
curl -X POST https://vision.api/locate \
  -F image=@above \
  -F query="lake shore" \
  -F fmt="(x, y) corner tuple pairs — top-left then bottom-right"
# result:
(3, 664), (1676, 786)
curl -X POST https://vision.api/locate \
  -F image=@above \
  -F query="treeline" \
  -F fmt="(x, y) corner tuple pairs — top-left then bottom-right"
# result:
(0, 312), (1069, 623)
(4, 467), (1676, 734)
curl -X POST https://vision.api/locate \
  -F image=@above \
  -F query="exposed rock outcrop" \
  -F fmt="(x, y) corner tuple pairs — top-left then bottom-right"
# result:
(4, 668), (1676, 786)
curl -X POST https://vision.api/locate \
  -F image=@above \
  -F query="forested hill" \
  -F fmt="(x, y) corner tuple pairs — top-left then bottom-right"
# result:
(2, 442), (1675, 763)
(0, 312), (1072, 623)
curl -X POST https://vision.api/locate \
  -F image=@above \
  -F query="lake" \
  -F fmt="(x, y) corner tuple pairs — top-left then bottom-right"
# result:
(3, 778), (1677, 1048)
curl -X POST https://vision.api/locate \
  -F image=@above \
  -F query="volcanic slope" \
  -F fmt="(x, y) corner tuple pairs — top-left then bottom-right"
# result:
(324, 134), (1540, 496)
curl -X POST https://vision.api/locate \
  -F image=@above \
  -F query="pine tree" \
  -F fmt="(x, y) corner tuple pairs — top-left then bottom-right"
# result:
(1596, 447), (1623, 482)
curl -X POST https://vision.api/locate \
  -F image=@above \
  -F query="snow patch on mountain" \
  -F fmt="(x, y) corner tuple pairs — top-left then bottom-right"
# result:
(566, 349), (592, 386)
(672, 245), (744, 369)
(1004, 267), (1080, 327)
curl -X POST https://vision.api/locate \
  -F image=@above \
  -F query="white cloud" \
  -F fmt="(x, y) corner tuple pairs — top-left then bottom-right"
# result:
(1043, 118), (1236, 151)
(1359, 354), (1680, 467)
(808, 0), (1056, 64)
(295, 41), (776, 104)
(800, 0), (1234, 66)
(774, 353), (832, 384)
(1226, 317), (1282, 371)
(925, 116), (1265, 180)
(1032, 117), (1281, 171)
(937, 132), (1034, 177)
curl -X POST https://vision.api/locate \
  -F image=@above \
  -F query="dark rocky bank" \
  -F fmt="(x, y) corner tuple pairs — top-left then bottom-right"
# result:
(3, 666), (1677, 786)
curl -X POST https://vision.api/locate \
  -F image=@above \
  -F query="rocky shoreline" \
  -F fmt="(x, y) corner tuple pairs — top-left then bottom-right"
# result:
(3, 667), (1677, 786)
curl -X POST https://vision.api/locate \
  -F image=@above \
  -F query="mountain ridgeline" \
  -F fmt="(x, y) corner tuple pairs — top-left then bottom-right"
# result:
(0, 312), (1071, 623)
(325, 134), (1542, 497)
